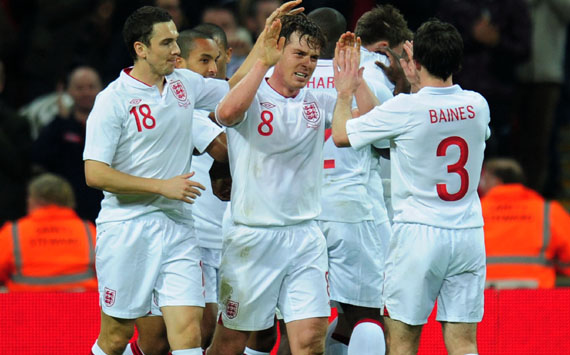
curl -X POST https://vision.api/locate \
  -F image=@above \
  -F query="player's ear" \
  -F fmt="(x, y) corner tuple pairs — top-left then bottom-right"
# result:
(134, 41), (147, 60)
(226, 48), (233, 64)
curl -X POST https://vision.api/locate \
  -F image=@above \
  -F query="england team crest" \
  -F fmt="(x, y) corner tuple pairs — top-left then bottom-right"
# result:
(104, 287), (116, 307)
(171, 80), (190, 108)
(302, 101), (321, 128)
(226, 300), (239, 319)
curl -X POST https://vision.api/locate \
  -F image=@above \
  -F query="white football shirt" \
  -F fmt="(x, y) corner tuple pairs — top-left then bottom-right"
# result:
(309, 59), (375, 223)
(84, 68), (229, 224)
(188, 109), (227, 250)
(346, 85), (491, 228)
(223, 78), (336, 226)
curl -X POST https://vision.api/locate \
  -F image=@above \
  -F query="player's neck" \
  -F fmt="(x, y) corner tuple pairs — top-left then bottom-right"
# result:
(130, 62), (167, 91)
(267, 75), (300, 98)
(418, 70), (454, 89)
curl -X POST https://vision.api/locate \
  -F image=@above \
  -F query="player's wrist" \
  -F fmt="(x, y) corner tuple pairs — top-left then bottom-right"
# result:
(337, 91), (353, 101)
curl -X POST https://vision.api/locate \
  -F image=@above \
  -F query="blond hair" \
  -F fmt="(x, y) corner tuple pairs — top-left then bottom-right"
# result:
(28, 173), (76, 209)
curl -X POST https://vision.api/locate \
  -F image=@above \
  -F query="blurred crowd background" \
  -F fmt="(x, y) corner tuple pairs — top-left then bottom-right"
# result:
(0, 0), (569, 227)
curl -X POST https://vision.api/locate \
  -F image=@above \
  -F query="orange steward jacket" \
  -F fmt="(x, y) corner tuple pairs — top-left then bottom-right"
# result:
(0, 205), (97, 291)
(482, 184), (570, 288)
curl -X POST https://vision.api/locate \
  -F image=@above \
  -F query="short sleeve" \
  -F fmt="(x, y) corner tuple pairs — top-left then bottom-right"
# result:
(83, 91), (124, 165)
(346, 95), (410, 150)
(195, 77), (230, 112)
(193, 110), (224, 154)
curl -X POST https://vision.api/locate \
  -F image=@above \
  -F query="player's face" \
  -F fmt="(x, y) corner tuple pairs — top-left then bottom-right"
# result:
(275, 31), (320, 90)
(182, 38), (220, 78)
(214, 40), (231, 80)
(145, 21), (180, 76)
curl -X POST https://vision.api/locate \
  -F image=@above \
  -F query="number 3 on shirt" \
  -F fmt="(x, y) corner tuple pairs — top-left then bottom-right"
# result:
(130, 104), (156, 132)
(436, 136), (468, 201)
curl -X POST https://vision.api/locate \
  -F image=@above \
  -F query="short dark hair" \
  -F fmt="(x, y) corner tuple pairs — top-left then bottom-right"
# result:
(194, 23), (229, 51)
(484, 158), (526, 185)
(307, 8), (346, 59)
(279, 14), (326, 52)
(123, 6), (173, 61)
(413, 19), (463, 81)
(177, 29), (215, 59)
(355, 5), (412, 47)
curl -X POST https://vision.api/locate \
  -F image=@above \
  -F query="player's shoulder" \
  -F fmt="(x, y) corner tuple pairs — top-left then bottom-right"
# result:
(170, 68), (203, 84)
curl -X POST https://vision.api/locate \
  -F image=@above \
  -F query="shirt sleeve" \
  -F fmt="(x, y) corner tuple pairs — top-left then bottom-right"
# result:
(346, 95), (411, 150)
(193, 110), (224, 154)
(313, 91), (337, 128)
(195, 76), (230, 112)
(83, 91), (124, 165)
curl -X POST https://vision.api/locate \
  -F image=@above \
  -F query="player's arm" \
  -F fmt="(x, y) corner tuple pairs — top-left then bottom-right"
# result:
(217, 17), (285, 126)
(338, 32), (379, 116)
(332, 39), (363, 147)
(84, 160), (205, 204)
(375, 46), (411, 95)
(228, 0), (303, 89)
(204, 132), (228, 163)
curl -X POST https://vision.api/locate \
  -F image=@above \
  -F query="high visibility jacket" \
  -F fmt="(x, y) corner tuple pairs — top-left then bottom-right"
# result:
(482, 184), (570, 288)
(0, 205), (97, 291)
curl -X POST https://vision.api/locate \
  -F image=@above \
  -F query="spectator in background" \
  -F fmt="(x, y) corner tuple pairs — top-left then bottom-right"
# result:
(0, 60), (31, 226)
(202, 2), (252, 76)
(32, 66), (104, 222)
(0, 173), (97, 292)
(438, 0), (531, 158)
(513, 1), (570, 196)
(156, 0), (189, 30)
(242, 0), (280, 40)
(480, 158), (570, 289)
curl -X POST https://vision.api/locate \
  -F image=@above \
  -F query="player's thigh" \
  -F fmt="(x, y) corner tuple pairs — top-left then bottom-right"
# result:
(135, 316), (169, 355)
(383, 317), (422, 355)
(98, 311), (136, 349)
(437, 227), (485, 323)
(155, 222), (204, 308)
(383, 223), (451, 325)
(286, 317), (328, 353)
(279, 222), (330, 324)
(441, 322), (478, 355)
(209, 322), (251, 354)
(320, 220), (384, 308)
(217, 224), (288, 331)
(161, 305), (203, 348)
(96, 216), (168, 319)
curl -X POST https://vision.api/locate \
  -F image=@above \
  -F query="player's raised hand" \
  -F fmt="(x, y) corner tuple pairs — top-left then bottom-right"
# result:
(158, 172), (206, 204)
(259, 17), (286, 67)
(333, 39), (364, 99)
(375, 45), (410, 95)
(399, 40), (420, 91)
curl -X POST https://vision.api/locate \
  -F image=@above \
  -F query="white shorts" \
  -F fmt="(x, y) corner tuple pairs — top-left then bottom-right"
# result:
(201, 247), (221, 304)
(318, 220), (389, 308)
(383, 223), (485, 325)
(95, 213), (204, 319)
(218, 220), (330, 331)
